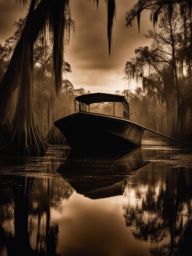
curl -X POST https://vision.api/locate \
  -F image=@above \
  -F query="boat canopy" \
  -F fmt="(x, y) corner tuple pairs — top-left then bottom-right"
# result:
(75, 93), (128, 105)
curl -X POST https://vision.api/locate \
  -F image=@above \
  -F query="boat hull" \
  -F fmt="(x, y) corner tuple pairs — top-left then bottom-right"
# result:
(54, 112), (144, 153)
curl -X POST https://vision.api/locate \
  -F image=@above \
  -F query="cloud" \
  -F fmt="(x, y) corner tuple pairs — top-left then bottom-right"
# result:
(65, 0), (152, 92)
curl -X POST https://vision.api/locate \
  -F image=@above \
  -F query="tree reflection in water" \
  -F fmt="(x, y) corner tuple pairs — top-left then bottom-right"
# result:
(0, 145), (73, 256)
(0, 175), (73, 256)
(123, 162), (192, 256)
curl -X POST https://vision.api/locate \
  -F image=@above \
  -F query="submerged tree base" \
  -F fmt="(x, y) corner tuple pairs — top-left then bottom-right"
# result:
(0, 125), (46, 156)
(11, 129), (46, 156)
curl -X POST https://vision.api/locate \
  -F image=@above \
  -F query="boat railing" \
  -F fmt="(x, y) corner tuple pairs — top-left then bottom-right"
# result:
(74, 99), (129, 119)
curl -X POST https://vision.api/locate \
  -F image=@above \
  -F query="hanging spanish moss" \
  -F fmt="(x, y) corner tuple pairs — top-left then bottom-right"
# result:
(107, 0), (116, 55)
(94, 0), (116, 53)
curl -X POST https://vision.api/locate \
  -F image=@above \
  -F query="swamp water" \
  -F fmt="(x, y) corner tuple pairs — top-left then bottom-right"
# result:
(0, 139), (192, 256)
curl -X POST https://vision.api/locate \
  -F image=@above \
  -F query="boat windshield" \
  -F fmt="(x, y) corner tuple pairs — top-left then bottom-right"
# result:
(74, 93), (130, 119)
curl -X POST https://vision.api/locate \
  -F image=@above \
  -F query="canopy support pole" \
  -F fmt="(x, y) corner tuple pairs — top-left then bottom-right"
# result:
(113, 102), (115, 116)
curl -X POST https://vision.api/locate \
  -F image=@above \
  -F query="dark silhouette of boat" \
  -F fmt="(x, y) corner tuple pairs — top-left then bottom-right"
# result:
(58, 148), (147, 199)
(54, 93), (144, 153)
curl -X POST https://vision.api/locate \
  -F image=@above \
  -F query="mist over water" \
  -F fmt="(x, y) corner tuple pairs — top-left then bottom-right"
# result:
(0, 139), (192, 256)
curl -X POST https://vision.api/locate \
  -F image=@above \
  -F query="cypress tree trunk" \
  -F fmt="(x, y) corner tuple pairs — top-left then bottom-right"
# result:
(0, 0), (48, 122)
(2, 0), (46, 156)
(11, 36), (45, 155)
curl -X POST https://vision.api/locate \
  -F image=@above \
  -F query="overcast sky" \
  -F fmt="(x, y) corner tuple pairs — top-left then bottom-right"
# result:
(0, 0), (152, 93)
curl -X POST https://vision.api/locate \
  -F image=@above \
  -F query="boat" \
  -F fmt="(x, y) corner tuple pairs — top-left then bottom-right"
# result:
(54, 92), (145, 153)
(54, 93), (145, 153)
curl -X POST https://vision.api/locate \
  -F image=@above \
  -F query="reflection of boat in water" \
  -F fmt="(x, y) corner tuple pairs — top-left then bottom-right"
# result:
(55, 93), (144, 154)
(58, 148), (147, 199)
